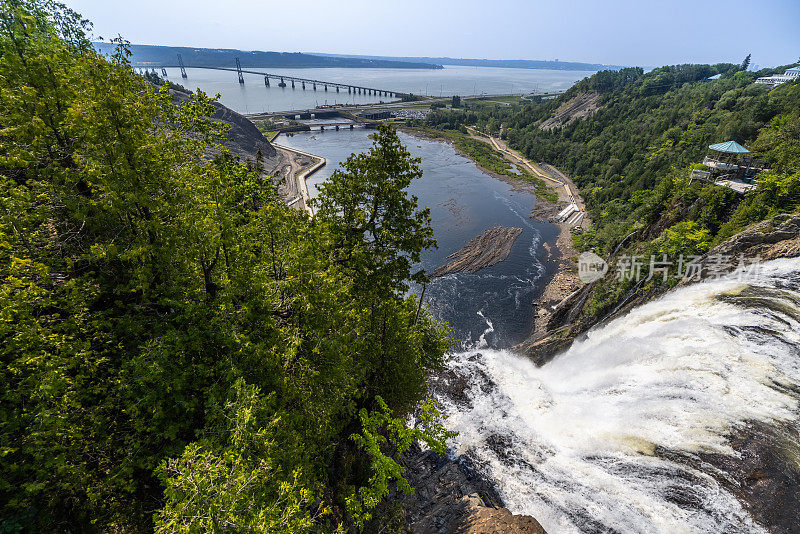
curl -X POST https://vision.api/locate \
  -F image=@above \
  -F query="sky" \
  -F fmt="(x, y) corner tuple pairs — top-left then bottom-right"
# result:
(64, 0), (800, 68)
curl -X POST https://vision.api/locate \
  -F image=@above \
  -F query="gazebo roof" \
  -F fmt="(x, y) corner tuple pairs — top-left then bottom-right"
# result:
(708, 140), (750, 154)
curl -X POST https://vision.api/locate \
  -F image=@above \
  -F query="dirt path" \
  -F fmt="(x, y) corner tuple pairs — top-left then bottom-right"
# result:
(466, 126), (586, 213)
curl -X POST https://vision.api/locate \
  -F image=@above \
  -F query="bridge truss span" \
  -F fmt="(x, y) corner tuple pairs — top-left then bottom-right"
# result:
(187, 63), (403, 99)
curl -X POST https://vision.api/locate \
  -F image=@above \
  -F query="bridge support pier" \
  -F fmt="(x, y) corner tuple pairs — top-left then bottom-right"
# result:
(291, 80), (295, 88)
(324, 85), (328, 91)
(336, 86), (339, 92)
(348, 87), (351, 93)
(177, 53), (188, 78)
(235, 57), (244, 84)
(313, 83), (317, 90)
(335, 125), (339, 131)
(302, 81), (305, 89)
(264, 76), (269, 86)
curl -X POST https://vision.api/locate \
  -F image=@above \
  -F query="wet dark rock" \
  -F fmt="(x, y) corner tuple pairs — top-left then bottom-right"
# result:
(428, 355), (497, 409)
(429, 368), (475, 409)
(396, 443), (547, 533)
(697, 421), (800, 533)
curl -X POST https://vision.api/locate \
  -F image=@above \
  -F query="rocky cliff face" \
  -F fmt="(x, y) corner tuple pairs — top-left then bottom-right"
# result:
(165, 86), (301, 203)
(169, 88), (278, 161)
(399, 445), (547, 533)
(517, 212), (800, 365)
(538, 92), (600, 131)
(694, 212), (800, 265)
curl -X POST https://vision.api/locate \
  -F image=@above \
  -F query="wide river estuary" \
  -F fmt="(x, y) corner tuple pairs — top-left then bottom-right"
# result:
(159, 65), (594, 114)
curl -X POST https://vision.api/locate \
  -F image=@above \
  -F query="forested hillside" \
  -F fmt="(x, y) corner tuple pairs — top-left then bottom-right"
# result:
(417, 59), (800, 316)
(0, 1), (451, 531)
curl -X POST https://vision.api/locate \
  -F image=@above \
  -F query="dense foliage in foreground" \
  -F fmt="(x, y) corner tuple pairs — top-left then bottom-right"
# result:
(0, 1), (451, 531)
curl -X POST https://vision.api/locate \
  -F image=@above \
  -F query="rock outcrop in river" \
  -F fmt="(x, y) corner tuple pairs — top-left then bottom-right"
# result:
(432, 226), (523, 278)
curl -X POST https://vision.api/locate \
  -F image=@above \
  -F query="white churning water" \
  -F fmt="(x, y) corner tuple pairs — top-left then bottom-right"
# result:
(437, 257), (800, 533)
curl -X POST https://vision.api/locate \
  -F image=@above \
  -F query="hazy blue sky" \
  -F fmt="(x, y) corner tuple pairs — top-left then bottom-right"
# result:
(64, 0), (799, 67)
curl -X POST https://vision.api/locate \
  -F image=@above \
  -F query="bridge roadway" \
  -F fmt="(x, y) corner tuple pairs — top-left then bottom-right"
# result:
(185, 66), (401, 97)
(293, 122), (377, 131)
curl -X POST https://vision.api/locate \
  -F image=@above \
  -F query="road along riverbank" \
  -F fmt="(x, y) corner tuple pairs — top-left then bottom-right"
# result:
(272, 136), (325, 216)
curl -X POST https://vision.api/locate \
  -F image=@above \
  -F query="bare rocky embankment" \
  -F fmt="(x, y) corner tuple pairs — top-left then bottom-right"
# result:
(432, 226), (522, 278)
(538, 92), (600, 131)
(516, 212), (800, 364)
(166, 86), (304, 203)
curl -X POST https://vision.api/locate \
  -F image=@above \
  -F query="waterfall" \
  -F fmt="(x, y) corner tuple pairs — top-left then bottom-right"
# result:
(435, 257), (800, 533)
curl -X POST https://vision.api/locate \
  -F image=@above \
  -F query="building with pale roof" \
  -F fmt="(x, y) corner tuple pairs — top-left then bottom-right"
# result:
(755, 66), (800, 88)
(689, 141), (768, 194)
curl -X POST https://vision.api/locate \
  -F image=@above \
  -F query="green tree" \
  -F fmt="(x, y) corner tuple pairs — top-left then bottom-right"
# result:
(314, 124), (435, 296)
(741, 53), (751, 71)
(0, 2), (452, 531)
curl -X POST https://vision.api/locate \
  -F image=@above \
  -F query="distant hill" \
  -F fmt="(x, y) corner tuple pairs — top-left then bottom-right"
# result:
(312, 53), (625, 71)
(93, 43), (443, 69)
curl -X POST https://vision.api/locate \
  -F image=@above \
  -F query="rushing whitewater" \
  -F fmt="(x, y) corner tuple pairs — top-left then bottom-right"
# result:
(436, 257), (800, 533)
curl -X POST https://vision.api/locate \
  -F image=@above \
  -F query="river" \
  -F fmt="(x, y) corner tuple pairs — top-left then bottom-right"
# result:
(158, 66), (594, 114)
(439, 259), (800, 533)
(278, 128), (557, 348)
(277, 129), (800, 533)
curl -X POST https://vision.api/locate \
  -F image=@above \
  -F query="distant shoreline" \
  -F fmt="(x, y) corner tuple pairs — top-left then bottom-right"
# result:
(93, 42), (443, 70)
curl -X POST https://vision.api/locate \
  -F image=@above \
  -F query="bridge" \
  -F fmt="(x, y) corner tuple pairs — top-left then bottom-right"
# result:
(282, 122), (379, 133)
(180, 58), (406, 98)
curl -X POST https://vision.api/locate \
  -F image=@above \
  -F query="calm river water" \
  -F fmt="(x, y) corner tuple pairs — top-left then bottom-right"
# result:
(157, 66), (594, 114)
(278, 129), (557, 348)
